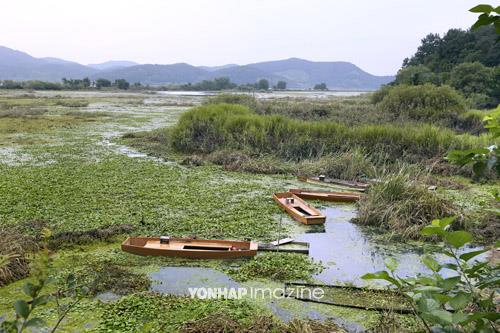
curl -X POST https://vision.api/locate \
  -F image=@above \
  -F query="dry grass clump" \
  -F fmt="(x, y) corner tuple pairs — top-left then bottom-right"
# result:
(298, 149), (377, 181)
(207, 150), (291, 174)
(0, 227), (37, 286)
(354, 172), (459, 239)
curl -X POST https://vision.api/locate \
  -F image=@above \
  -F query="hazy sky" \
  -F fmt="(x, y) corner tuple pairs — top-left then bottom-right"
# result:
(1, 0), (481, 75)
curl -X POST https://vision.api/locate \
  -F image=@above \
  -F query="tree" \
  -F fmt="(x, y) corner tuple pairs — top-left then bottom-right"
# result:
(395, 65), (438, 85)
(95, 78), (111, 89)
(313, 83), (327, 90)
(114, 79), (130, 90)
(276, 81), (287, 90)
(257, 79), (269, 90)
(449, 62), (494, 98)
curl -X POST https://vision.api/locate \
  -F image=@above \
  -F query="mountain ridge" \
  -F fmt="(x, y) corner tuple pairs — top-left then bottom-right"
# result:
(0, 46), (394, 90)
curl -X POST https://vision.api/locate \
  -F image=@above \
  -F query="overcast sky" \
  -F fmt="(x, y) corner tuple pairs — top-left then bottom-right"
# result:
(0, 0), (481, 75)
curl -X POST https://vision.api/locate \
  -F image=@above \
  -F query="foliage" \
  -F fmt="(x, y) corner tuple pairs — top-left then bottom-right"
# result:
(470, 4), (500, 33)
(447, 107), (499, 178)
(113, 79), (130, 90)
(275, 80), (287, 90)
(180, 77), (237, 91)
(257, 79), (269, 90)
(362, 218), (500, 333)
(402, 26), (500, 72)
(95, 78), (111, 89)
(394, 65), (438, 86)
(226, 252), (323, 282)
(354, 172), (458, 239)
(313, 83), (327, 90)
(375, 84), (467, 122)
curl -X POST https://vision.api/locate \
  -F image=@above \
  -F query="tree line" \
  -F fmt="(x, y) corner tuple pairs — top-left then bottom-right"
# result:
(395, 25), (500, 108)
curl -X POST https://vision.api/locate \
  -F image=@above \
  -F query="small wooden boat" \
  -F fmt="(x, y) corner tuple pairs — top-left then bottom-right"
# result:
(273, 192), (326, 225)
(121, 237), (258, 259)
(289, 188), (361, 202)
(297, 175), (370, 192)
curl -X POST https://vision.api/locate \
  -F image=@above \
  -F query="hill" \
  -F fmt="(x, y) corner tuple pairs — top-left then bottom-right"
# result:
(0, 46), (394, 90)
(0, 46), (96, 81)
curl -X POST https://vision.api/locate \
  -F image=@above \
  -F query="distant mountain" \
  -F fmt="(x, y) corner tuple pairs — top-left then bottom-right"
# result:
(0, 46), (96, 81)
(198, 64), (238, 72)
(0, 46), (394, 90)
(88, 60), (139, 71)
(92, 63), (207, 84)
(248, 58), (394, 90)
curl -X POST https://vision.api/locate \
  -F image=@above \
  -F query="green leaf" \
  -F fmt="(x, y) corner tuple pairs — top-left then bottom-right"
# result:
(431, 309), (454, 325)
(445, 231), (472, 248)
(22, 283), (38, 298)
(31, 295), (51, 308)
(417, 297), (440, 312)
(439, 276), (460, 290)
(448, 292), (471, 310)
(459, 249), (487, 261)
(361, 271), (401, 287)
(384, 257), (398, 272)
(422, 254), (441, 272)
(452, 312), (470, 324)
(420, 225), (444, 237)
(13, 300), (30, 319)
(470, 4), (494, 13)
(24, 318), (45, 328)
(434, 217), (455, 229)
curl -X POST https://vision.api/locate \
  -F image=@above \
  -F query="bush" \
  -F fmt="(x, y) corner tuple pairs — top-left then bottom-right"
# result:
(354, 172), (458, 239)
(376, 84), (467, 122)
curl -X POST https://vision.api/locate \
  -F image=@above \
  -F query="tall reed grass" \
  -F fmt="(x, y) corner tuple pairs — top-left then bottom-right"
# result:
(170, 103), (495, 163)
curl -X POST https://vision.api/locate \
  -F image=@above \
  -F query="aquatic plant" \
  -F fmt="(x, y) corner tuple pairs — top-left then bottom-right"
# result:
(227, 252), (323, 282)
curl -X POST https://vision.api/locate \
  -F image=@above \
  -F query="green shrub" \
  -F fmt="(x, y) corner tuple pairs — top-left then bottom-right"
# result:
(354, 172), (458, 239)
(376, 84), (467, 122)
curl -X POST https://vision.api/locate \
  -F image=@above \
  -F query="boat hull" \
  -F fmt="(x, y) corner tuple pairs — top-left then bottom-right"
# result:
(273, 192), (326, 225)
(289, 188), (361, 202)
(121, 237), (258, 259)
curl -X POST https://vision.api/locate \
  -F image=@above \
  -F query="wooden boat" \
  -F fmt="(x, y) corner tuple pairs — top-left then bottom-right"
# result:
(273, 192), (326, 225)
(121, 237), (258, 259)
(297, 175), (370, 192)
(289, 188), (361, 202)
